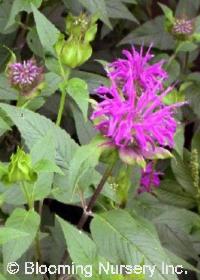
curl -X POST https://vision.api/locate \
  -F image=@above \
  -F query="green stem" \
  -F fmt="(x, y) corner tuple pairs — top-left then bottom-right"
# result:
(21, 181), (33, 210)
(21, 181), (42, 262)
(56, 59), (71, 126)
(56, 89), (67, 126)
(184, 51), (189, 74)
(35, 231), (42, 264)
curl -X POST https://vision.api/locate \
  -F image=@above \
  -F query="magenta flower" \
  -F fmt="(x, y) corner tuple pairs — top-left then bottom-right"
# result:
(108, 46), (168, 95)
(138, 162), (162, 193)
(8, 59), (43, 95)
(91, 47), (184, 166)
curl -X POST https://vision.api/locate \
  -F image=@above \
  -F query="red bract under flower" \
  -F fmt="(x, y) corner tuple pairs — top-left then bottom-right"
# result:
(91, 47), (184, 165)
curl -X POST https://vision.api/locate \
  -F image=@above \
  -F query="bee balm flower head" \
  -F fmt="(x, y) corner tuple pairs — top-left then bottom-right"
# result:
(172, 18), (194, 36)
(91, 46), (185, 167)
(8, 59), (43, 96)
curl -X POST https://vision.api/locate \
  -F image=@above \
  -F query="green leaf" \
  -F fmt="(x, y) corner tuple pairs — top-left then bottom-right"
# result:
(3, 208), (40, 264)
(0, 228), (29, 244)
(57, 217), (103, 280)
(29, 173), (53, 201)
(72, 70), (109, 93)
(31, 4), (60, 55)
(105, 0), (138, 23)
(0, 116), (11, 137)
(154, 179), (196, 209)
(165, 248), (200, 273)
(91, 209), (178, 280)
(0, 0), (18, 34)
(42, 72), (62, 97)
(33, 159), (64, 174)
(154, 208), (200, 233)
(171, 152), (196, 195)
(71, 102), (96, 144)
(156, 224), (199, 261)
(30, 130), (56, 164)
(26, 27), (44, 58)
(67, 136), (104, 200)
(0, 74), (17, 100)
(174, 127), (184, 158)
(176, 41), (198, 53)
(5, 0), (42, 30)
(158, 3), (174, 23)
(119, 16), (175, 50)
(0, 103), (78, 169)
(67, 78), (90, 121)
(175, 0), (200, 17)
(78, 0), (112, 28)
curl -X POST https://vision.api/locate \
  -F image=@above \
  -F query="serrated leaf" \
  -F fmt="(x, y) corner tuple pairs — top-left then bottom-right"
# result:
(0, 116), (11, 136)
(165, 248), (200, 273)
(33, 159), (64, 174)
(67, 137), (104, 200)
(119, 16), (175, 50)
(57, 217), (104, 280)
(71, 102), (96, 144)
(31, 4), (60, 55)
(0, 103), (78, 169)
(154, 208), (200, 233)
(3, 208), (40, 264)
(72, 70), (109, 93)
(176, 41), (197, 53)
(42, 72), (62, 97)
(5, 0), (42, 30)
(171, 152), (196, 195)
(0, 74), (17, 100)
(0, 0), (18, 34)
(30, 130), (56, 164)
(176, 0), (200, 17)
(154, 180), (196, 209)
(91, 209), (178, 280)
(158, 3), (174, 23)
(67, 78), (89, 121)
(26, 27), (44, 58)
(0, 228), (29, 244)
(105, 0), (138, 23)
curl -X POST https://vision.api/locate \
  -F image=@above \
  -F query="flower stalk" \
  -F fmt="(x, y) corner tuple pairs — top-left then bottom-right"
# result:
(77, 163), (115, 229)
(56, 59), (71, 126)
(21, 181), (34, 210)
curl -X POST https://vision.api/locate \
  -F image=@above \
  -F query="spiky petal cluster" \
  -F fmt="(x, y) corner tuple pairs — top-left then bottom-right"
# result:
(9, 59), (43, 94)
(172, 18), (194, 35)
(108, 47), (168, 94)
(138, 162), (161, 193)
(91, 47), (183, 164)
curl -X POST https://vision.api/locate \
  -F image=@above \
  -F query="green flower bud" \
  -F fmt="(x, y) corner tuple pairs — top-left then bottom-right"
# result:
(65, 13), (97, 40)
(61, 39), (92, 68)
(3, 147), (37, 184)
(84, 24), (98, 43)
(55, 35), (65, 57)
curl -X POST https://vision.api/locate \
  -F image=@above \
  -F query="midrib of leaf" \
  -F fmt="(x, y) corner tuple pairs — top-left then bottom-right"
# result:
(96, 215), (170, 280)
(5, 211), (33, 261)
